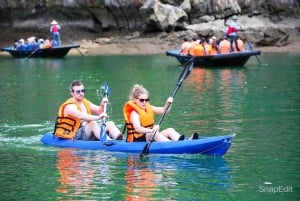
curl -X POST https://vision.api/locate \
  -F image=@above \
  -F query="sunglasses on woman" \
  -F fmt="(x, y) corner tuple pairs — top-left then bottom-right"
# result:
(139, 98), (149, 103)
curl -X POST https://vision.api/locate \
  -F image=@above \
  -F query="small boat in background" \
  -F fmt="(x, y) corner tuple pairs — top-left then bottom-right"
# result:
(40, 132), (235, 156)
(166, 49), (261, 67)
(1, 44), (80, 58)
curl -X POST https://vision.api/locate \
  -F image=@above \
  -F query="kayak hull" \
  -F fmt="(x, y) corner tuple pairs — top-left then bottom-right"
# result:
(40, 132), (235, 156)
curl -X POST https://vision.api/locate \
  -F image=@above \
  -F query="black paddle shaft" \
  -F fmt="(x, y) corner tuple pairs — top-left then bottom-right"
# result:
(140, 61), (194, 157)
(25, 48), (39, 59)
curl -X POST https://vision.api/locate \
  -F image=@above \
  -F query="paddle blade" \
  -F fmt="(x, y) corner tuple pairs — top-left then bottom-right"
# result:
(178, 61), (194, 84)
(100, 124), (107, 142)
(140, 142), (151, 157)
(103, 82), (110, 95)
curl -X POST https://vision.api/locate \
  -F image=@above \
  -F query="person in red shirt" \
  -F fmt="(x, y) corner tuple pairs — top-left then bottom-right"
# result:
(50, 20), (62, 46)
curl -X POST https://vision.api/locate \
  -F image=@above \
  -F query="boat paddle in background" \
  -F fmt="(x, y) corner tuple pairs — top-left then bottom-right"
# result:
(242, 33), (262, 65)
(69, 39), (85, 57)
(99, 82), (113, 145)
(25, 48), (39, 60)
(140, 59), (194, 158)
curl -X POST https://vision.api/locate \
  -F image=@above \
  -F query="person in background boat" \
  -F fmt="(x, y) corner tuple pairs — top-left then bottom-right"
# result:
(50, 20), (61, 46)
(225, 15), (240, 52)
(32, 37), (39, 50)
(123, 84), (198, 142)
(190, 38), (206, 56)
(15, 38), (27, 50)
(13, 39), (20, 50)
(38, 38), (44, 49)
(203, 38), (211, 55)
(218, 35), (231, 54)
(206, 36), (219, 55)
(44, 37), (52, 49)
(54, 80), (123, 141)
(51, 37), (59, 47)
(187, 36), (198, 56)
(179, 37), (191, 55)
(234, 36), (245, 52)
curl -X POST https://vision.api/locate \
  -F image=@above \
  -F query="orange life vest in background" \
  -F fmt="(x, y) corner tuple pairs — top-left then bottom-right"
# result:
(219, 40), (231, 54)
(234, 39), (245, 52)
(210, 45), (219, 55)
(44, 39), (52, 49)
(54, 98), (91, 139)
(123, 101), (154, 142)
(191, 44), (205, 56)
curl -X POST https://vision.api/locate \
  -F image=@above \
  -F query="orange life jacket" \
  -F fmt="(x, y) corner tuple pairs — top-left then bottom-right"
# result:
(219, 40), (231, 54)
(234, 39), (245, 52)
(123, 101), (154, 142)
(54, 98), (91, 139)
(209, 44), (219, 55)
(188, 41), (198, 55)
(191, 44), (205, 56)
(44, 39), (52, 49)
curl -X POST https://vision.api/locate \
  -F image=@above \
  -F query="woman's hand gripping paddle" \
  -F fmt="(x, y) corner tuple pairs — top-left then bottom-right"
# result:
(139, 59), (194, 157)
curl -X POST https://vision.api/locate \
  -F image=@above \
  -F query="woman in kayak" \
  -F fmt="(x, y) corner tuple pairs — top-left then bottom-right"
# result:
(123, 84), (198, 142)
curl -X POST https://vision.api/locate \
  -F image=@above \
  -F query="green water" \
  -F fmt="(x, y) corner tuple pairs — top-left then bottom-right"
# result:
(0, 53), (299, 201)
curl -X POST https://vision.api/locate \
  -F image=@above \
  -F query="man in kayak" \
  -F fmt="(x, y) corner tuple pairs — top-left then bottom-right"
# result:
(123, 84), (198, 142)
(54, 80), (123, 141)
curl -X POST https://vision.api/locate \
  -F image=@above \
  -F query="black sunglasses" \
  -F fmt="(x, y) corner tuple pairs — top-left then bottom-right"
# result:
(73, 89), (85, 94)
(139, 98), (149, 103)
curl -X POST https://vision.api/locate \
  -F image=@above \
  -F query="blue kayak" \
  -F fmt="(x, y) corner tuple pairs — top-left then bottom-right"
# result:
(40, 132), (235, 156)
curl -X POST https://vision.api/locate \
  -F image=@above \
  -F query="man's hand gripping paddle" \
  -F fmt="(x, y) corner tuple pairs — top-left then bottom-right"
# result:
(99, 82), (114, 145)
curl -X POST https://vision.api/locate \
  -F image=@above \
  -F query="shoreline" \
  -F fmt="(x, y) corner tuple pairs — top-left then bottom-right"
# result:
(69, 38), (300, 56)
(1, 31), (300, 56)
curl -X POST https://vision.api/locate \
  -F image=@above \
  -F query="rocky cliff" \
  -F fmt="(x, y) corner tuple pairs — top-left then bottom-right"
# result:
(0, 0), (299, 47)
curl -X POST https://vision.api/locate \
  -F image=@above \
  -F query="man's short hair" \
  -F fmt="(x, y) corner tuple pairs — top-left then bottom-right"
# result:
(69, 80), (83, 91)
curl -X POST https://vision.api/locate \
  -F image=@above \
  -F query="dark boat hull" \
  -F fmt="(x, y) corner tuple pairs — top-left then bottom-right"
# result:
(1, 44), (80, 58)
(40, 132), (235, 156)
(166, 50), (261, 67)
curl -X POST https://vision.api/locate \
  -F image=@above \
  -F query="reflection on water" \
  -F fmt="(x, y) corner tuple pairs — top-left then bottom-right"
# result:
(55, 149), (120, 200)
(124, 155), (232, 201)
(53, 150), (232, 201)
(56, 149), (97, 198)
(125, 156), (160, 201)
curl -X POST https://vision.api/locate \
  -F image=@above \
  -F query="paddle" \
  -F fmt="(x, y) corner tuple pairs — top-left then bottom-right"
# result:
(76, 48), (85, 57)
(99, 82), (110, 144)
(68, 39), (84, 57)
(25, 47), (39, 60)
(139, 59), (194, 157)
(245, 38), (262, 65)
